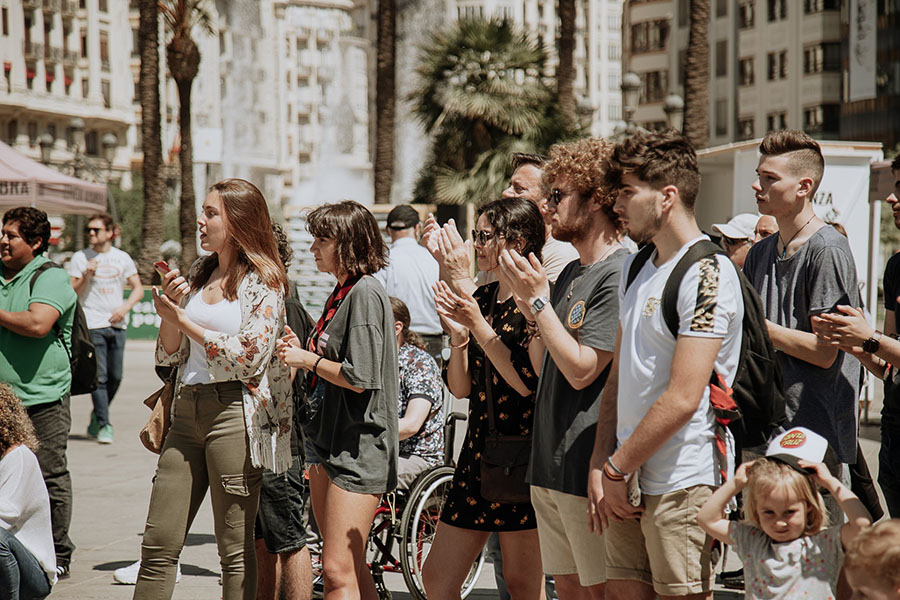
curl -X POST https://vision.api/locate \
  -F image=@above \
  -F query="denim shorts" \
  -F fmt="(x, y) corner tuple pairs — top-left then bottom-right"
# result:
(304, 437), (321, 466)
(254, 455), (308, 554)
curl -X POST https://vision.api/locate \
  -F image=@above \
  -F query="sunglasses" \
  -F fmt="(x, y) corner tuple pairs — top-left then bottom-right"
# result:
(722, 236), (748, 247)
(471, 229), (499, 245)
(549, 188), (564, 207)
(86, 227), (106, 234)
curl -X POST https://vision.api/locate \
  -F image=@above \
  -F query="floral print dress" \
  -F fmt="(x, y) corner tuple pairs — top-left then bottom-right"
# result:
(440, 282), (539, 531)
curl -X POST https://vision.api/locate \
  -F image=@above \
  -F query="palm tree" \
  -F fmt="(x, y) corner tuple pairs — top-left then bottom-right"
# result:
(556, 0), (576, 127)
(137, 0), (165, 283)
(409, 19), (574, 205)
(683, 0), (710, 149)
(374, 0), (395, 204)
(159, 0), (213, 270)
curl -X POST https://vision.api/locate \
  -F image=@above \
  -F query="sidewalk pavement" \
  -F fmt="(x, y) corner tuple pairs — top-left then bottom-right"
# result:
(49, 340), (885, 599)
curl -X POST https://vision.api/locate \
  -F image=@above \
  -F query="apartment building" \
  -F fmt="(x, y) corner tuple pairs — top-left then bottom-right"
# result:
(0, 0), (136, 186)
(623, 0), (845, 145)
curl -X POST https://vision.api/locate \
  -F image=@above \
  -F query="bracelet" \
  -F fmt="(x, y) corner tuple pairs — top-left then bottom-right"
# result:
(607, 456), (627, 477)
(525, 320), (539, 334)
(450, 338), (469, 349)
(603, 462), (625, 482)
(313, 356), (324, 376)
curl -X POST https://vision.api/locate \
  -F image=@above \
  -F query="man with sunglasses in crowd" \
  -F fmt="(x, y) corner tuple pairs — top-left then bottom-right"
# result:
(711, 213), (758, 269)
(68, 213), (143, 444)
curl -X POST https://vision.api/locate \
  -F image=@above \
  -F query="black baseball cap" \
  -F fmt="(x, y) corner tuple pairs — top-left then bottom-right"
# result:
(386, 205), (420, 230)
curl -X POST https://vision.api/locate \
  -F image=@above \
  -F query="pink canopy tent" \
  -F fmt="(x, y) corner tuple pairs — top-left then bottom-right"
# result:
(0, 140), (107, 215)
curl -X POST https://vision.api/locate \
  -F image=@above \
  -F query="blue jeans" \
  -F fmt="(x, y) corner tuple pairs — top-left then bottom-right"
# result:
(90, 327), (127, 427)
(0, 527), (51, 600)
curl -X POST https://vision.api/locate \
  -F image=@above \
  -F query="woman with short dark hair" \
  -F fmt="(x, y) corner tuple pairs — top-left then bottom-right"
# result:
(277, 200), (399, 600)
(423, 197), (545, 600)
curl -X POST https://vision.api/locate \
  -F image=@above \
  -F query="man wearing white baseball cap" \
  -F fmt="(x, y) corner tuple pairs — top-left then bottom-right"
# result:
(712, 213), (759, 268)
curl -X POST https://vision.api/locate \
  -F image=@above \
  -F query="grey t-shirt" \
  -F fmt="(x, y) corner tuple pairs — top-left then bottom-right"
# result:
(730, 523), (843, 599)
(743, 227), (861, 462)
(303, 275), (400, 494)
(527, 249), (627, 496)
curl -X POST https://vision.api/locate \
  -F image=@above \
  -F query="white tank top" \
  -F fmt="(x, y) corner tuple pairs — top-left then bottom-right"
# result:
(180, 291), (242, 385)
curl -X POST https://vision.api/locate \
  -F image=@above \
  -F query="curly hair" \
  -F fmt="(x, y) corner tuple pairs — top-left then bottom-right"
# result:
(844, 519), (900, 587)
(476, 197), (545, 262)
(607, 129), (701, 211)
(271, 221), (294, 269)
(742, 458), (827, 537)
(2, 206), (51, 256)
(0, 383), (39, 455)
(544, 138), (621, 230)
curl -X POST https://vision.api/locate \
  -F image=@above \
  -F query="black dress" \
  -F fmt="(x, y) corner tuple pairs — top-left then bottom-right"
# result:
(441, 283), (538, 531)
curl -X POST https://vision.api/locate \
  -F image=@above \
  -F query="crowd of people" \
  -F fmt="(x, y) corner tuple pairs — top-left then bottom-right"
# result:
(1, 130), (899, 600)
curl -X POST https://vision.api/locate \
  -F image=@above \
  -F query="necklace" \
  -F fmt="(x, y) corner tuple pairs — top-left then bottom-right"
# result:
(567, 243), (622, 300)
(778, 215), (815, 259)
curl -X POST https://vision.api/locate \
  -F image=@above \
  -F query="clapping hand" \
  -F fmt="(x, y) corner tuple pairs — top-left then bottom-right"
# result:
(811, 305), (872, 353)
(433, 280), (479, 336)
(498, 249), (549, 318)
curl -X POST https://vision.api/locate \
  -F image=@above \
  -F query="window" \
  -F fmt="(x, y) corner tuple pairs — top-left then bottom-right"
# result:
(133, 79), (140, 104)
(738, 117), (755, 140)
(608, 72), (620, 89)
(766, 111), (787, 131)
(803, 43), (840, 74)
(80, 30), (87, 57)
(717, 0), (728, 17)
(740, 57), (755, 85)
(715, 99), (728, 135)
(608, 12), (620, 30)
(804, 0), (839, 12)
(101, 80), (109, 108)
(98, 0), (107, 12)
(678, 0), (689, 27)
(803, 104), (840, 132)
(6, 120), (17, 144)
(81, 77), (88, 98)
(608, 44), (620, 60)
(132, 28), (139, 57)
(608, 103), (621, 120)
(85, 130), (98, 155)
(767, 51), (787, 80)
(716, 40), (728, 77)
(631, 20), (669, 54)
(768, 0), (787, 20)
(738, 0), (754, 28)
(2, 8), (7, 36)
(639, 70), (668, 103)
(100, 32), (109, 71)
(27, 121), (37, 145)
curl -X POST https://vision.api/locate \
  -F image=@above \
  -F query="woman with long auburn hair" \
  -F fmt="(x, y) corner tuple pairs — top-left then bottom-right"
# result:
(277, 200), (399, 600)
(134, 178), (292, 600)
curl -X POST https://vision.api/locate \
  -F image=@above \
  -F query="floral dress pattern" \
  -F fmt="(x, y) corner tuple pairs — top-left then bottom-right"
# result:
(440, 282), (539, 531)
(155, 261), (293, 473)
(398, 343), (444, 466)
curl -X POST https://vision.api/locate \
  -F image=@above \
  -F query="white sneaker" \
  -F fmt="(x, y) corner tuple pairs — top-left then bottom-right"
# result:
(113, 559), (182, 584)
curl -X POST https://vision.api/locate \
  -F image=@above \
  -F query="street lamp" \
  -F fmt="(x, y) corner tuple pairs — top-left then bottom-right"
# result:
(101, 132), (118, 165)
(663, 93), (685, 132)
(69, 117), (85, 154)
(38, 132), (54, 164)
(621, 71), (642, 133)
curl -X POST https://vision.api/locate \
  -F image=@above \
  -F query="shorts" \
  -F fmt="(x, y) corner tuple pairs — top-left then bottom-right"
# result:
(305, 438), (320, 467)
(397, 454), (433, 491)
(254, 455), (308, 554)
(530, 486), (606, 586)
(604, 484), (714, 597)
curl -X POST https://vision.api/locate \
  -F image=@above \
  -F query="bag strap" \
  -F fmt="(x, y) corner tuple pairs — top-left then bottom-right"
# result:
(624, 244), (655, 293)
(484, 283), (499, 436)
(660, 240), (726, 338)
(28, 261), (70, 360)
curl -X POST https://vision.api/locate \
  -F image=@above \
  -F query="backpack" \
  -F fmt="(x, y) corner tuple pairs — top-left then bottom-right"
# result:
(285, 283), (315, 404)
(625, 240), (787, 452)
(30, 261), (99, 396)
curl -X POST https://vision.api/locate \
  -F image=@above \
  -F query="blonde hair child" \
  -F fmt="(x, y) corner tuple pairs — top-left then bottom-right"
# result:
(844, 519), (900, 599)
(697, 457), (870, 599)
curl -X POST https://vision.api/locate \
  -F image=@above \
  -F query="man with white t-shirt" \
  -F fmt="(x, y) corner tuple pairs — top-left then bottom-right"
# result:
(68, 213), (143, 444)
(587, 130), (744, 600)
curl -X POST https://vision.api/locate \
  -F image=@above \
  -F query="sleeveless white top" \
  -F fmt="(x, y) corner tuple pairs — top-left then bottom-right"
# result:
(181, 291), (241, 385)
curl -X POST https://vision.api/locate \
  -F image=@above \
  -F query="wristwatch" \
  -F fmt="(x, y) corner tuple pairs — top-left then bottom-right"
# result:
(862, 331), (882, 354)
(530, 296), (549, 315)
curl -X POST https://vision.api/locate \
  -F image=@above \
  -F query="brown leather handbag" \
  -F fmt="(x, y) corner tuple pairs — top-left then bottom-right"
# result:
(139, 372), (176, 454)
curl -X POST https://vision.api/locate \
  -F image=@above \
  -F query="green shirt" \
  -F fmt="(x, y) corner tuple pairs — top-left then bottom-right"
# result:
(0, 255), (76, 407)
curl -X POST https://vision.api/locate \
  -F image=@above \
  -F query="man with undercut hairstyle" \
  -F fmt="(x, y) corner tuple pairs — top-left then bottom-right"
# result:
(743, 131), (861, 473)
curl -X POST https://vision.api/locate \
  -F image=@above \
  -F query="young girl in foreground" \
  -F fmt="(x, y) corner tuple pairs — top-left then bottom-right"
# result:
(697, 429), (871, 599)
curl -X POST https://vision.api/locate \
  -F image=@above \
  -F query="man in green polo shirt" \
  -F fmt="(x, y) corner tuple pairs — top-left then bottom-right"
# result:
(0, 206), (77, 578)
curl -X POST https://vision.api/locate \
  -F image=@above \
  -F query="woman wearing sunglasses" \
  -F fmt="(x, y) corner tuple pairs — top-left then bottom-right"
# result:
(424, 197), (545, 600)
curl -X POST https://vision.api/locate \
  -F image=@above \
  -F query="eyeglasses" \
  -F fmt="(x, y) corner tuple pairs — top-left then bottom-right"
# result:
(471, 229), (499, 245)
(86, 227), (105, 234)
(722, 236), (749, 247)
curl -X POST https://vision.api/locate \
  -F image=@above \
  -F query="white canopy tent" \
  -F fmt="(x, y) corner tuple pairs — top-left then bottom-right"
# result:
(0, 140), (107, 215)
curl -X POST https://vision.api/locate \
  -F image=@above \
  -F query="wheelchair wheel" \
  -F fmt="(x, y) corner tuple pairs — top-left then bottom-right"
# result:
(399, 466), (486, 600)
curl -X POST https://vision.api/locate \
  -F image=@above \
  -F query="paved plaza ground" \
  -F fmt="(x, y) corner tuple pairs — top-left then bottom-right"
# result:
(49, 340), (885, 599)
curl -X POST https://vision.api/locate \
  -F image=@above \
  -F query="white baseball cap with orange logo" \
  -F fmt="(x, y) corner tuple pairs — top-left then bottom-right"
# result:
(765, 427), (829, 472)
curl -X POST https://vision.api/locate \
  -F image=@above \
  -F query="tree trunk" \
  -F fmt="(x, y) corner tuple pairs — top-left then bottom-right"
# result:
(684, 0), (710, 149)
(556, 0), (577, 128)
(137, 0), (165, 283)
(176, 77), (198, 268)
(374, 0), (395, 205)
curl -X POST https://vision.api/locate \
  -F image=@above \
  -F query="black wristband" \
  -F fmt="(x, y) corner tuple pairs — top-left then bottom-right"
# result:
(313, 356), (324, 376)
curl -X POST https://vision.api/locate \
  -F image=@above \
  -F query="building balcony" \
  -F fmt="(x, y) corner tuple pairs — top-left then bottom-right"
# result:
(101, 59), (111, 72)
(63, 49), (79, 67)
(45, 46), (63, 63)
(24, 42), (44, 61)
(61, 0), (78, 17)
(43, 0), (61, 12)
(22, 0), (40, 10)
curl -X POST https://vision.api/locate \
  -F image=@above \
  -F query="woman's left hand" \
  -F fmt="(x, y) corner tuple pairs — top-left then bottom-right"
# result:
(811, 305), (872, 351)
(152, 287), (185, 326)
(434, 280), (481, 330)
(278, 344), (318, 370)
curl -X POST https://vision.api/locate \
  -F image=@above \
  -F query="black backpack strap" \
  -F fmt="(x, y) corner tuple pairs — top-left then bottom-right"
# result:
(28, 261), (70, 357)
(660, 240), (726, 338)
(625, 244), (656, 293)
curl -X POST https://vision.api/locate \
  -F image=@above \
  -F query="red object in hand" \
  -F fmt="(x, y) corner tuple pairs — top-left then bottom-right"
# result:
(154, 261), (170, 276)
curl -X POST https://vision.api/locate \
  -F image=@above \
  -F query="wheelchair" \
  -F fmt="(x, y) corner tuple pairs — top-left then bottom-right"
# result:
(366, 396), (486, 600)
